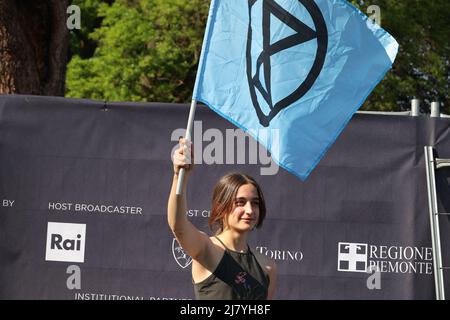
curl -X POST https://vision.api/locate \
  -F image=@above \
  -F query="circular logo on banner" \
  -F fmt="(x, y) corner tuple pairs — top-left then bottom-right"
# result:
(172, 238), (193, 269)
(246, 0), (328, 127)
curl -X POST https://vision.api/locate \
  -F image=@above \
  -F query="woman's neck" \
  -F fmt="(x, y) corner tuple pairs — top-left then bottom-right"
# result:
(217, 229), (249, 252)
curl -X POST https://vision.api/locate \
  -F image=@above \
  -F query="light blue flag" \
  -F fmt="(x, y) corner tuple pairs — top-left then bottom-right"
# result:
(193, 0), (399, 180)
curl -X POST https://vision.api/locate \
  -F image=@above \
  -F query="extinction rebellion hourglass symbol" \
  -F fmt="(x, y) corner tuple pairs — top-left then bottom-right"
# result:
(246, 0), (328, 127)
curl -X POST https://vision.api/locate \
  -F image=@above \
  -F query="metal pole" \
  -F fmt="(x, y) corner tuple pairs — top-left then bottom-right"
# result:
(424, 146), (445, 300)
(411, 99), (420, 117)
(176, 99), (198, 195)
(173, 0), (217, 195)
(431, 102), (440, 118)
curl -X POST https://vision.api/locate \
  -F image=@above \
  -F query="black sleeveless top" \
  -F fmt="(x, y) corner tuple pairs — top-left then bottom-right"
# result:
(193, 237), (270, 300)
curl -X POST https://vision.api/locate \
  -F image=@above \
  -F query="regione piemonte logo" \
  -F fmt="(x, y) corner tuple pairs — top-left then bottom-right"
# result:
(337, 242), (368, 273)
(45, 222), (86, 263)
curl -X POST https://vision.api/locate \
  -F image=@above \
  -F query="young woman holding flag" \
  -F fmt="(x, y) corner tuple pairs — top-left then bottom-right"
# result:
(168, 138), (277, 300)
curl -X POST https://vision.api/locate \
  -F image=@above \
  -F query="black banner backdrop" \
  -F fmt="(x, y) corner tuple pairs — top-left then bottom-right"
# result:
(0, 94), (449, 300)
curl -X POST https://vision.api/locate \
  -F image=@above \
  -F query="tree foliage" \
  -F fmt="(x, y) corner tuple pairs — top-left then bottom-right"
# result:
(350, 0), (450, 113)
(67, 0), (449, 113)
(66, 0), (208, 103)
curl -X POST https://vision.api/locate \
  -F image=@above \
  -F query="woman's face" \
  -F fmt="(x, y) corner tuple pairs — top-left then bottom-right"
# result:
(224, 183), (260, 233)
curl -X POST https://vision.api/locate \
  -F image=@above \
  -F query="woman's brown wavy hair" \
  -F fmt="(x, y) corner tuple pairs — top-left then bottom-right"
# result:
(209, 172), (266, 234)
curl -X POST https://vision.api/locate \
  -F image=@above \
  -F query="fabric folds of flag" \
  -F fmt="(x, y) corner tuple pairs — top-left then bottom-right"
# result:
(193, 0), (399, 181)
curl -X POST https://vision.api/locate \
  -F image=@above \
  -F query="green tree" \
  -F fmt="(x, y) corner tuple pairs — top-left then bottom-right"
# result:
(351, 0), (450, 113)
(66, 0), (209, 102)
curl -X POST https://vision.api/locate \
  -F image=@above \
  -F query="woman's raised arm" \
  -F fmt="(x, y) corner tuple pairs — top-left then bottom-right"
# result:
(167, 139), (211, 261)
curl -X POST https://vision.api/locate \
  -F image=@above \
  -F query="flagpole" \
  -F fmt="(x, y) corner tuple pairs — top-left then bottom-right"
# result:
(176, 99), (198, 195)
(175, 0), (218, 195)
